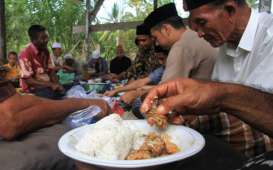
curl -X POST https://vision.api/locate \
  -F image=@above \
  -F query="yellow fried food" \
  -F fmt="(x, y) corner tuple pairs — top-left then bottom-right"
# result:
(146, 97), (168, 129)
(126, 132), (179, 160)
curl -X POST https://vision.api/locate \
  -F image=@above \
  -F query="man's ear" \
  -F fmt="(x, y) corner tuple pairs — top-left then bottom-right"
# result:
(161, 24), (172, 37)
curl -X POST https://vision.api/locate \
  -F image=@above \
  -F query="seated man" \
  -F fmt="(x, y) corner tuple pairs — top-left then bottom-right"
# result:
(50, 42), (63, 71)
(141, 78), (273, 170)
(104, 46), (168, 97)
(88, 49), (108, 78)
(168, 0), (273, 159)
(3, 51), (20, 87)
(110, 45), (131, 75)
(19, 25), (64, 99)
(0, 78), (111, 170)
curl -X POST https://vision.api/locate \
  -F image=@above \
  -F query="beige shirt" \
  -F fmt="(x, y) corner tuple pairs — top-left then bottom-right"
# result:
(161, 29), (218, 82)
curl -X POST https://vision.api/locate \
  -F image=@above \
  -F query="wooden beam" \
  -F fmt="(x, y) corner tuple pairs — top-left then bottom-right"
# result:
(73, 21), (143, 33)
(0, 0), (6, 62)
(73, 18), (189, 33)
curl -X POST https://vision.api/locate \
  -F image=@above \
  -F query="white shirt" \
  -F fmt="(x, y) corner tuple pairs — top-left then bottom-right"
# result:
(212, 10), (273, 92)
(50, 55), (64, 67)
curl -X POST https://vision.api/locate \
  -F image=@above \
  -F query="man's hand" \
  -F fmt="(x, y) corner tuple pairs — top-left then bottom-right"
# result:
(120, 91), (138, 105)
(50, 83), (64, 92)
(86, 99), (111, 118)
(141, 78), (224, 116)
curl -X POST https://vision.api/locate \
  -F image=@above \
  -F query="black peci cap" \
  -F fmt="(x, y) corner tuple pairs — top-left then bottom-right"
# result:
(144, 3), (178, 31)
(136, 23), (150, 36)
(183, 0), (217, 11)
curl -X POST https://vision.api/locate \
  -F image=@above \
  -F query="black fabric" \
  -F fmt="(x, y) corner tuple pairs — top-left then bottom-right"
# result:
(144, 3), (178, 30)
(239, 151), (273, 170)
(156, 135), (245, 170)
(32, 87), (64, 100)
(0, 124), (75, 170)
(110, 56), (131, 74)
(136, 23), (150, 35)
(184, 0), (217, 11)
(0, 80), (16, 102)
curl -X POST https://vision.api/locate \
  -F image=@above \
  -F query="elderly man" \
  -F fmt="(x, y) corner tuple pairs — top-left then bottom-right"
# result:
(141, 78), (273, 170)
(19, 25), (64, 99)
(88, 49), (108, 78)
(110, 45), (131, 75)
(163, 0), (273, 158)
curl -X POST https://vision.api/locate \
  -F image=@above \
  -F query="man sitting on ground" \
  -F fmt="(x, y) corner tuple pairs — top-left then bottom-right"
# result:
(19, 25), (64, 99)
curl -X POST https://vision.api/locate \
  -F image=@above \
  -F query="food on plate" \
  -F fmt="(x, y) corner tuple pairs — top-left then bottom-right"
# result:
(146, 97), (168, 129)
(75, 114), (184, 161)
(126, 132), (179, 160)
(75, 114), (134, 160)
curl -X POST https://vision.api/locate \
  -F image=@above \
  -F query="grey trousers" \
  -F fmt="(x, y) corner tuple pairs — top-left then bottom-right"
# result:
(0, 124), (74, 170)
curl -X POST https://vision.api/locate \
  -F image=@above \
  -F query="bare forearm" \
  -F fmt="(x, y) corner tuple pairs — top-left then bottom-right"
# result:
(220, 83), (273, 137)
(50, 71), (59, 83)
(115, 78), (150, 93)
(25, 78), (52, 88)
(0, 94), (91, 140)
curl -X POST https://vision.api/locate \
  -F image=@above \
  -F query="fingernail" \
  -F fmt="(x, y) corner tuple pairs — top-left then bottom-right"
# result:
(157, 105), (166, 115)
(141, 104), (148, 112)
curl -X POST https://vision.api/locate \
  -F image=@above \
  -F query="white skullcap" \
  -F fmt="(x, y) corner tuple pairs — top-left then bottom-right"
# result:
(92, 49), (100, 59)
(64, 53), (73, 59)
(52, 42), (61, 49)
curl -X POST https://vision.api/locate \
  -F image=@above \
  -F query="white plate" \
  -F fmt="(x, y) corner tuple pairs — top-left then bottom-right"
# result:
(58, 120), (205, 169)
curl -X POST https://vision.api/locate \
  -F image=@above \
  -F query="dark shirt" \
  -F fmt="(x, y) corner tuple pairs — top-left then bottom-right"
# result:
(88, 57), (108, 77)
(110, 56), (131, 74)
(125, 47), (161, 80)
(0, 78), (16, 102)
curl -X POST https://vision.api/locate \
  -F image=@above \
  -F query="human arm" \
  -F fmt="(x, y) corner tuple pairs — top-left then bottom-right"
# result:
(104, 77), (150, 96)
(141, 78), (273, 138)
(0, 93), (111, 140)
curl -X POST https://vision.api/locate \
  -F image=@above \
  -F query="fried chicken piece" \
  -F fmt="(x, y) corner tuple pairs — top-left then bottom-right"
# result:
(146, 133), (165, 156)
(161, 134), (180, 154)
(146, 98), (168, 129)
(126, 132), (180, 160)
(126, 150), (152, 160)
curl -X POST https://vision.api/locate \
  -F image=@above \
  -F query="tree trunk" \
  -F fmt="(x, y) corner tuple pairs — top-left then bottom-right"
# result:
(154, 0), (158, 10)
(0, 0), (6, 63)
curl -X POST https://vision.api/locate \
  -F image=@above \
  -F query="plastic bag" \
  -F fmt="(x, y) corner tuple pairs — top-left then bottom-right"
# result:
(64, 105), (101, 129)
(66, 85), (87, 98)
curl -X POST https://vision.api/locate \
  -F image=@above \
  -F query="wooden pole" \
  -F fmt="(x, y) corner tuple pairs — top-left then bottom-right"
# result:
(0, 0), (6, 63)
(154, 0), (158, 10)
(85, 0), (91, 60)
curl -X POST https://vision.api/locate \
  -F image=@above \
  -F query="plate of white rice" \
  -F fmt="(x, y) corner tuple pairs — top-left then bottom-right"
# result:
(58, 114), (205, 169)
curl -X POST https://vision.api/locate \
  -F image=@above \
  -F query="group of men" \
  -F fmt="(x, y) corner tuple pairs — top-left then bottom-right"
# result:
(107, 1), (273, 170)
(1, 0), (273, 170)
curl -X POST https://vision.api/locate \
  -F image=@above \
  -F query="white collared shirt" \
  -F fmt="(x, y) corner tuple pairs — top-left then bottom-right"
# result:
(212, 10), (273, 92)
